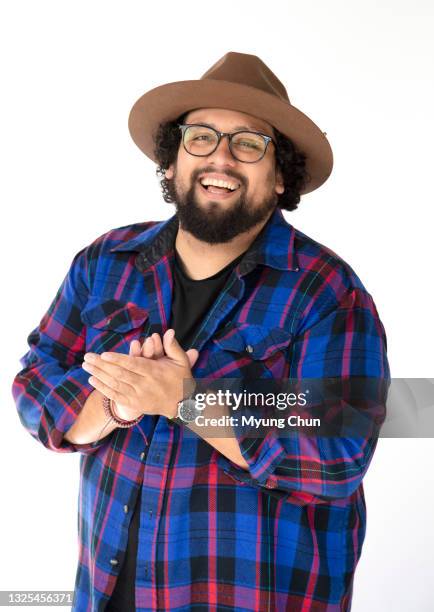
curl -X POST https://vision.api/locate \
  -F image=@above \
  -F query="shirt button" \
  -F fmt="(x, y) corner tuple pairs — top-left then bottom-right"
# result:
(265, 477), (278, 489)
(245, 344), (254, 353)
(110, 558), (119, 566)
(123, 504), (129, 513)
(140, 451), (146, 460)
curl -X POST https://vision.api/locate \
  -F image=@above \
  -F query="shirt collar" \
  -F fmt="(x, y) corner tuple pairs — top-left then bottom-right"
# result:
(109, 206), (299, 274)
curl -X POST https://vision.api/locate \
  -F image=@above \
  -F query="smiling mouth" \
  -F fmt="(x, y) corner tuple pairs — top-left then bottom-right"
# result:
(198, 177), (240, 196)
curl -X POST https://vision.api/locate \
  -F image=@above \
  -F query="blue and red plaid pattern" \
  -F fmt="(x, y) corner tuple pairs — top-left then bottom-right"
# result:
(12, 207), (390, 611)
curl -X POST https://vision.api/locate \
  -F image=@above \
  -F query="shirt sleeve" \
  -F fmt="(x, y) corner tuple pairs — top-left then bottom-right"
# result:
(11, 246), (113, 454)
(216, 287), (391, 504)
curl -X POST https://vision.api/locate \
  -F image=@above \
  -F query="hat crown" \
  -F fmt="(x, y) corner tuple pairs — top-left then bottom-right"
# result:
(200, 52), (290, 103)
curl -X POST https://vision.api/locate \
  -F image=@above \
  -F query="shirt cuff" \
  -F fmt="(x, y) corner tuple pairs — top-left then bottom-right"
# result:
(215, 430), (288, 494)
(43, 365), (113, 453)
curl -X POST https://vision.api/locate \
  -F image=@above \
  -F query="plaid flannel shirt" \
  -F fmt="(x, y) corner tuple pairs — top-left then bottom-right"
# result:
(12, 207), (390, 611)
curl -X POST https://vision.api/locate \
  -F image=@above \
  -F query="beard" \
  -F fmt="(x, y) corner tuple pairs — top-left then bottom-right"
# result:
(165, 165), (279, 244)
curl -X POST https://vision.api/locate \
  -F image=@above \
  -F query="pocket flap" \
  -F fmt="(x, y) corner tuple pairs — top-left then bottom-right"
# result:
(213, 323), (292, 360)
(81, 298), (149, 332)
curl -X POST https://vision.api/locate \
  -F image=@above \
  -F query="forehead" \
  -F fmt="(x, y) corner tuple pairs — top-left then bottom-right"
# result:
(184, 107), (275, 135)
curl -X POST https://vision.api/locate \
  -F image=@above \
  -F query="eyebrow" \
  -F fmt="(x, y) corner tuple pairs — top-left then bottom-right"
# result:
(188, 121), (271, 135)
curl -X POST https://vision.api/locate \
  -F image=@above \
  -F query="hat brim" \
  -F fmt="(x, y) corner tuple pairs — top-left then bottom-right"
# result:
(128, 79), (333, 195)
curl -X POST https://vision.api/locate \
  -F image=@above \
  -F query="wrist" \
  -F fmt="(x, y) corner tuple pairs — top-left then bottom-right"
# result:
(165, 377), (197, 420)
(165, 402), (179, 420)
(102, 396), (143, 428)
(112, 400), (134, 421)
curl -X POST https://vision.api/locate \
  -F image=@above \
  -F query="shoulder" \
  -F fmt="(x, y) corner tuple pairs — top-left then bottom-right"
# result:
(294, 226), (366, 290)
(67, 220), (161, 289)
(86, 219), (160, 254)
(291, 225), (382, 330)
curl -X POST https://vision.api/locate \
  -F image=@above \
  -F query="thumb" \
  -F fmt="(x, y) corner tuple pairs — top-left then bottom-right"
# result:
(185, 347), (200, 369)
(163, 328), (188, 364)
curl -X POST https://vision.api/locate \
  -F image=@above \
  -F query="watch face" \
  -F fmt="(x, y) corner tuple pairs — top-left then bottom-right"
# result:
(178, 397), (200, 423)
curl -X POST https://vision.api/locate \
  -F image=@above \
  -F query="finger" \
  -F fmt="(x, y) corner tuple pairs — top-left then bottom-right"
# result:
(84, 351), (152, 375)
(141, 336), (155, 359)
(130, 340), (142, 357)
(82, 359), (141, 391)
(150, 332), (164, 358)
(87, 375), (129, 405)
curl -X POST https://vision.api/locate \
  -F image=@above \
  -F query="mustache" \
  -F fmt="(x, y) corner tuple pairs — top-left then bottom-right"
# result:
(192, 167), (246, 187)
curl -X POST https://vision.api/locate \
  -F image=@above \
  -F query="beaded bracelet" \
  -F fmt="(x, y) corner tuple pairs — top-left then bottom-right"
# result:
(102, 395), (144, 428)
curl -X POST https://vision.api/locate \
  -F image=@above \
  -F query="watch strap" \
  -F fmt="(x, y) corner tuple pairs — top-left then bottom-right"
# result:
(169, 414), (186, 425)
(168, 381), (199, 425)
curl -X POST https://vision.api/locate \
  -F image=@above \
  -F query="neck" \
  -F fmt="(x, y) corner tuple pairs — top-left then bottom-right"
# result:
(174, 212), (272, 280)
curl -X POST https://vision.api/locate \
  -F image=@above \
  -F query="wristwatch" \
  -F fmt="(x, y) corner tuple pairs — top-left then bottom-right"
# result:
(170, 394), (202, 425)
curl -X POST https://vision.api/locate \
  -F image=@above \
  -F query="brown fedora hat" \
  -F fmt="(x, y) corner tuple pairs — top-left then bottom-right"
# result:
(128, 51), (333, 195)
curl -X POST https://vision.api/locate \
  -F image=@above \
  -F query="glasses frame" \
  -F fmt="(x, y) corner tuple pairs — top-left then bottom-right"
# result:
(178, 123), (276, 163)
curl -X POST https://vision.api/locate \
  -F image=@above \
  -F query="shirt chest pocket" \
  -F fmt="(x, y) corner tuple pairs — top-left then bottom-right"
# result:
(80, 298), (150, 353)
(209, 322), (293, 379)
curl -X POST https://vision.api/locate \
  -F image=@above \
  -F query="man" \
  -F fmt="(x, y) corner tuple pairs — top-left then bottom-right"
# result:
(12, 52), (390, 611)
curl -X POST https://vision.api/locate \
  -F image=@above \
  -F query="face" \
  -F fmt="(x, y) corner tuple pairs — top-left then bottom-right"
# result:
(165, 108), (284, 244)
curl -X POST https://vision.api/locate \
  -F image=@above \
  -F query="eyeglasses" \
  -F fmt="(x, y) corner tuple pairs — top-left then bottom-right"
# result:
(178, 123), (275, 163)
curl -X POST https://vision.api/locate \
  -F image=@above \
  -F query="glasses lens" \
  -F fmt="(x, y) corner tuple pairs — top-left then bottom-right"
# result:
(231, 132), (267, 162)
(183, 126), (218, 156)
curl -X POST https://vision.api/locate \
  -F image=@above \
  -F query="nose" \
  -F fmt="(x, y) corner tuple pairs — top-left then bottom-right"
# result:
(206, 134), (236, 166)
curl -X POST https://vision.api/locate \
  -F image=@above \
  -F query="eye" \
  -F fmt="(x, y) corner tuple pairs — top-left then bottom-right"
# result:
(238, 140), (261, 150)
(184, 127), (217, 146)
(232, 133), (264, 151)
(193, 134), (213, 141)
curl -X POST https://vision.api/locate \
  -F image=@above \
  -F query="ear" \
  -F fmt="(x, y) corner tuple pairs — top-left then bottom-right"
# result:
(165, 163), (175, 180)
(275, 164), (284, 195)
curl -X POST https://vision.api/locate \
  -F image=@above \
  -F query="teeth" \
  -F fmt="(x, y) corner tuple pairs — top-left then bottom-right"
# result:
(200, 177), (239, 190)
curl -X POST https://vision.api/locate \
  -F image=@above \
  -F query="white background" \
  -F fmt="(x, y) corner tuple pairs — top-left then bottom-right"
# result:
(1, 1), (433, 610)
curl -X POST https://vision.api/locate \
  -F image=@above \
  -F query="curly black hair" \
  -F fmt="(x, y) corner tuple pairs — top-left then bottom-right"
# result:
(154, 112), (311, 212)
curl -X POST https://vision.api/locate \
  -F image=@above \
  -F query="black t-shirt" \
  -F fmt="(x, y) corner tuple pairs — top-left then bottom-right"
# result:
(106, 247), (245, 611)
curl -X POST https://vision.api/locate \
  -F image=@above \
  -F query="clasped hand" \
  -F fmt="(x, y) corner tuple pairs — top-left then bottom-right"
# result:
(81, 329), (199, 420)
